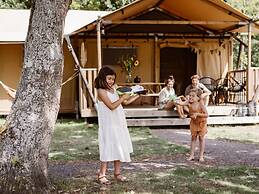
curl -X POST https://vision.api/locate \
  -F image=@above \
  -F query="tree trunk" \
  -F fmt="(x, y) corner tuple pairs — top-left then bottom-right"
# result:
(0, 0), (71, 193)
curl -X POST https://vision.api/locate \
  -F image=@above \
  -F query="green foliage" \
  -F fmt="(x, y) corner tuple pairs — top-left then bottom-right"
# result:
(70, 0), (134, 11)
(0, 0), (31, 8)
(225, 0), (259, 68)
(225, 0), (259, 19)
(0, 0), (134, 10)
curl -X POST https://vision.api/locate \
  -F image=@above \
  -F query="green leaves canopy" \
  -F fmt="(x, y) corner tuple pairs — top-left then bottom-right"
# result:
(0, 0), (134, 10)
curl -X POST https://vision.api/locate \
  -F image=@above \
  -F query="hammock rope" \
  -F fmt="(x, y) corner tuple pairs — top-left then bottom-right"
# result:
(0, 70), (79, 99)
(0, 81), (16, 99)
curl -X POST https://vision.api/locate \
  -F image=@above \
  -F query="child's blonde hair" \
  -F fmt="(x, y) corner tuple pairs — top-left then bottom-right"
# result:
(189, 88), (202, 99)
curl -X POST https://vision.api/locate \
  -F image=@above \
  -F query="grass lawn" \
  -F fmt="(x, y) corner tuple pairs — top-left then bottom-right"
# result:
(49, 120), (259, 194)
(0, 118), (259, 193)
(207, 125), (259, 144)
(49, 119), (187, 161)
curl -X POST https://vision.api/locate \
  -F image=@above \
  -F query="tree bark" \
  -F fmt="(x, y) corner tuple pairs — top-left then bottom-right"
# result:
(0, 0), (71, 193)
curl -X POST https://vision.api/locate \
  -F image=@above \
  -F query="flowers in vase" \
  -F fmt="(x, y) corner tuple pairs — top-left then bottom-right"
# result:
(118, 54), (140, 75)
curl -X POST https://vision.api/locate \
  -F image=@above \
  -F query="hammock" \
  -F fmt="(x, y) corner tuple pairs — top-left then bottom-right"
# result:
(0, 70), (79, 99)
(0, 81), (16, 99)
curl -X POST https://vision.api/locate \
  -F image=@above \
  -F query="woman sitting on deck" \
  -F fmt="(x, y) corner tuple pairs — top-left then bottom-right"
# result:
(158, 76), (186, 118)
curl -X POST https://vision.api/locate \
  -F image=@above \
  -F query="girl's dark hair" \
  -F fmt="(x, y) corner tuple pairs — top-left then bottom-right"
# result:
(168, 75), (175, 82)
(164, 75), (175, 85)
(94, 66), (116, 89)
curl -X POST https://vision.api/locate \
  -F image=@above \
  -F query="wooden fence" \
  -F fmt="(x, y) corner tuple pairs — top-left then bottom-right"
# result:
(79, 68), (97, 117)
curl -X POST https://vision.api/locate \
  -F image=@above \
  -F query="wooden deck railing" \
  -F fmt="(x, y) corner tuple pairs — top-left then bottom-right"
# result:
(227, 69), (246, 104)
(79, 68), (97, 117)
(250, 67), (259, 96)
(227, 68), (259, 103)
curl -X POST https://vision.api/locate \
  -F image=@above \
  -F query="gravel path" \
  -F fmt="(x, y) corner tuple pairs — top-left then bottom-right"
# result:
(152, 129), (259, 167)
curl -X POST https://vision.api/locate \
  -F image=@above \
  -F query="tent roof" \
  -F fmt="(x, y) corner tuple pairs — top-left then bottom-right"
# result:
(71, 0), (259, 37)
(0, 9), (109, 42)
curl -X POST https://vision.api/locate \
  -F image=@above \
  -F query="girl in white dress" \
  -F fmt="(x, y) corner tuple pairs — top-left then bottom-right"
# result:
(94, 66), (139, 184)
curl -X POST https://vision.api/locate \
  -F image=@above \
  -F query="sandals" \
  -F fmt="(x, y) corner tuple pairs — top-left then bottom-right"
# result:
(114, 173), (127, 182)
(97, 174), (111, 185)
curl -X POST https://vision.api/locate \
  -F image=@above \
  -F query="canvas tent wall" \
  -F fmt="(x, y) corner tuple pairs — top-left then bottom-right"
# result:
(0, 42), (78, 114)
(0, 9), (109, 115)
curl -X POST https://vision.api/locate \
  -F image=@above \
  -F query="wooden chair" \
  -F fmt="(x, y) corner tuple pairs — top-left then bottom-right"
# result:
(199, 76), (218, 104)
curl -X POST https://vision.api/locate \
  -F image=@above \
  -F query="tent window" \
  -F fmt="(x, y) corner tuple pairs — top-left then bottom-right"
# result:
(102, 47), (137, 66)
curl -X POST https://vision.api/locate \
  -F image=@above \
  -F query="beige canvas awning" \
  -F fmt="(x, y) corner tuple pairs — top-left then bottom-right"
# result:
(0, 9), (110, 43)
(70, 0), (259, 36)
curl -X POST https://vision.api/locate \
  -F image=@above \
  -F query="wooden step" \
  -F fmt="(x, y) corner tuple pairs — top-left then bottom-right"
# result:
(124, 105), (237, 118)
(81, 105), (238, 118)
(127, 116), (259, 126)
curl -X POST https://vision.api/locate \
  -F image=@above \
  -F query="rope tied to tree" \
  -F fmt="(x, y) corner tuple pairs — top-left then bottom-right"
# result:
(0, 71), (79, 99)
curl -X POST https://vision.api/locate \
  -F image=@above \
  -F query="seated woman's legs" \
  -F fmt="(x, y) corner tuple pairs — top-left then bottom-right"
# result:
(163, 101), (175, 110)
(175, 104), (186, 118)
(164, 101), (186, 118)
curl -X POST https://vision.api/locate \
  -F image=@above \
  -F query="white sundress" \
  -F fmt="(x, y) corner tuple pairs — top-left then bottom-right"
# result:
(97, 90), (133, 162)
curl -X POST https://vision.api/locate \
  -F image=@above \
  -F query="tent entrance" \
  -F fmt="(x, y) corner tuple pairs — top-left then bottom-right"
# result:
(160, 47), (197, 95)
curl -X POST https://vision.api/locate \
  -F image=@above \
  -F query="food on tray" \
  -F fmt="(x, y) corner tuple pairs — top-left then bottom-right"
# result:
(130, 85), (148, 94)
(135, 89), (148, 95)
(116, 86), (133, 95)
(116, 85), (148, 95)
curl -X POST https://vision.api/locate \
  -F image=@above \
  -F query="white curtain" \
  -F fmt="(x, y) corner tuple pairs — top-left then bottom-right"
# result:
(196, 40), (232, 80)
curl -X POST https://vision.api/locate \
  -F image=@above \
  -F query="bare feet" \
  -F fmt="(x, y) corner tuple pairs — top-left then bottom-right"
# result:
(180, 115), (187, 119)
(199, 157), (205, 162)
(187, 156), (194, 161)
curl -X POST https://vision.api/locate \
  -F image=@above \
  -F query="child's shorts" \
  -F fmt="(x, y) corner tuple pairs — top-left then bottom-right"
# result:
(190, 120), (207, 137)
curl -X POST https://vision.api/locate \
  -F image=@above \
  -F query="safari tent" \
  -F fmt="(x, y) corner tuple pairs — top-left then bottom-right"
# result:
(1, 0), (259, 126)
(66, 0), (259, 124)
(0, 9), (109, 116)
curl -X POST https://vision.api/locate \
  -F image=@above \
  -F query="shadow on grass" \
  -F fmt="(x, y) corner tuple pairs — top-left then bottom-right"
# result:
(49, 120), (259, 193)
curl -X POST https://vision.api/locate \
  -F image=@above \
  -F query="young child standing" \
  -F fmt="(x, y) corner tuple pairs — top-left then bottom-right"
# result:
(176, 88), (208, 162)
(94, 66), (139, 184)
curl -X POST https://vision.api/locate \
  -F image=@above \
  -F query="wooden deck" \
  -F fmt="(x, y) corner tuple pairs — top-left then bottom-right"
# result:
(82, 104), (259, 126)
(126, 116), (259, 126)
(125, 105), (259, 126)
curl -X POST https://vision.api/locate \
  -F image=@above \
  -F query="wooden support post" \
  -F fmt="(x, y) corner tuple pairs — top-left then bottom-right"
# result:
(96, 16), (102, 72)
(64, 35), (97, 110)
(247, 22), (252, 102)
(154, 35), (160, 83)
(80, 40), (87, 67)
(237, 43), (243, 69)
